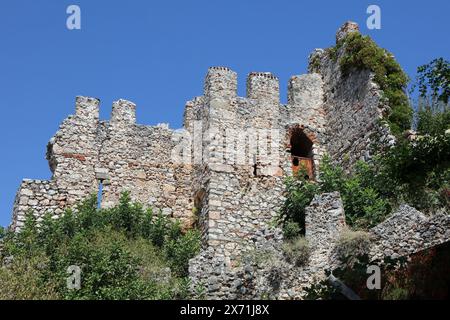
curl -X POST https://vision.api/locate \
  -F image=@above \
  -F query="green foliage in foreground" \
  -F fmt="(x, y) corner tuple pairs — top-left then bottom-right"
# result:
(0, 192), (201, 300)
(281, 128), (450, 237)
(416, 104), (450, 136)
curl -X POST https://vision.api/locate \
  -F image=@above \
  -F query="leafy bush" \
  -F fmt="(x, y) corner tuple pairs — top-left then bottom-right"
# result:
(280, 169), (318, 237)
(321, 158), (390, 229)
(164, 229), (201, 277)
(54, 230), (158, 300)
(415, 58), (450, 105)
(282, 236), (310, 267)
(412, 58), (450, 136)
(281, 131), (449, 236)
(382, 287), (409, 300)
(304, 277), (338, 300)
(416, 105), (450, 136)
(334, 228), (372, 267)
(0, 192), (201, 300)
(282, 221), (301, 240)
(0, 254), (59, 300)
(280, 156), (389, 234)
(379, 133), (450, 213)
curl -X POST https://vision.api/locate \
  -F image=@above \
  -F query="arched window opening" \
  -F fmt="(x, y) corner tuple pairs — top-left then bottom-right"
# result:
(289, 128), (314, 180)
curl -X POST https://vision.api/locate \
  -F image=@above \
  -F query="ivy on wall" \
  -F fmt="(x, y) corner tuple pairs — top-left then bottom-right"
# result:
(328, 33), (413, 136)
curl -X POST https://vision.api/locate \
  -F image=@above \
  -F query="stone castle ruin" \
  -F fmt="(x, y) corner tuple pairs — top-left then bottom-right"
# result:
(10, 22), (450, 299)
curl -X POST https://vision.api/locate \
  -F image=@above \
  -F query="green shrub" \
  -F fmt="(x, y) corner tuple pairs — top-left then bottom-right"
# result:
(380, 133), (450, 213)
(54, 230), (158, 300)
(417, 106), (450, 136)
(0, 193), (201, 300)
(282, 220), (301, 240)
(304, 278), (338, 300)
(280, 138), (449, 234)
(309, 54), (321, 73)
(415, 58), (450, 105)
(164, 229), (201, 277)
(382, 287), (409, 300)
(318, 157), (345, 192)
(335, 228), (372, 267)
(107, 192), (146, 237)
(318, 157), (389, 229)
(282, 236), (310, 267)
(280, 171), (318, 235)
(0, 254), (60, 300)
(149, 212), (170, 247)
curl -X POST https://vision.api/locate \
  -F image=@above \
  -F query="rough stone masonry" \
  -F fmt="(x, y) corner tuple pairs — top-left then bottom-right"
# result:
(10, 22), (449, 299)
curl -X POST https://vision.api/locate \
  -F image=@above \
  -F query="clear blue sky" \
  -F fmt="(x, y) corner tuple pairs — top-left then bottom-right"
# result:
(0, 0), (449, 227)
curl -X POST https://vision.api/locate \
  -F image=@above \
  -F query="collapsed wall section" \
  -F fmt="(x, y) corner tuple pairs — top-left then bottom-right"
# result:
(11, 180), (62, 230)
(12, 96), (101, 231)
(11, 97), (196, 231)
(370, 205), (450, 261)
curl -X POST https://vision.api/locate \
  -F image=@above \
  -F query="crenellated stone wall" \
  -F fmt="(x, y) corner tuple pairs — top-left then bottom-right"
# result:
(12, 97), (197, 231)
(11, 22), (446, 300)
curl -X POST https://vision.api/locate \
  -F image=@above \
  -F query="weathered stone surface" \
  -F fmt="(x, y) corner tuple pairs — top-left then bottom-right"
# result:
(370, 205), (450, 261)
(305, 192), (346, 268)
(9, 22), (450, 300)
(309, 22), (394, 171)
(189, 192), (346, 300)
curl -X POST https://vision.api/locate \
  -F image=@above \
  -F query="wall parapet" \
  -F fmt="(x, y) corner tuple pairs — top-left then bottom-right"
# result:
(111, 99), (137, 126)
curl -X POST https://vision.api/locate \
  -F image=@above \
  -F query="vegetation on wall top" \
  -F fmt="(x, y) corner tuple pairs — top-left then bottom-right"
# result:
(328, 32), (413, 136)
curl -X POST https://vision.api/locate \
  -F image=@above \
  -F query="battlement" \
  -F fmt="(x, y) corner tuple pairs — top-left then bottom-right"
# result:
(111, 99), (136, 125)
(208, 66), (232, 72)
(246, 72), (280, 103)
(287, 74), (323, 106)
(73, 97), (137, 126)
(204, 66), (238, 100)
(203, 68), (280, 103)
(247, 72), (278, 80)
(75, 96), (100, 123)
